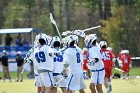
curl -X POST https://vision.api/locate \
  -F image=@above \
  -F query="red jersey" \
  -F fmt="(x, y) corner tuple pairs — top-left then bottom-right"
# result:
(82, 51), (88, 71)
(101, 48), (115, 69)
(119, 54), (131, 66)
(119, 53), (131, 72)
(83, 51), (88, 61)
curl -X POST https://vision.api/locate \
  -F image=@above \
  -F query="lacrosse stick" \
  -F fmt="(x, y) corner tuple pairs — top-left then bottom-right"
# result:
(54, 77), (66, 87)
(62, 25), (101, 37)
(83, 25), (101, 32)
(115, 67), (125, 72)
(21, 62), (29, 74)
(21, 50), (33, 74)
(50, 13), (62, 39)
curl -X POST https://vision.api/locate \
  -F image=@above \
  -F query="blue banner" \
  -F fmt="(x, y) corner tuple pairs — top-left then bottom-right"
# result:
(0, 46), (32, 58)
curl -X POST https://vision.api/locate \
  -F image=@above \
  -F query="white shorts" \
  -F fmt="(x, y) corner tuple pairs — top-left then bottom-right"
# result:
(53, 73), (67, 88)
(34, 69), (43, 87)
(35, 74), (44, 87)
(66, 72), (86, 91)
(91, 68), (105, 85)
(39, 72), (55, 87)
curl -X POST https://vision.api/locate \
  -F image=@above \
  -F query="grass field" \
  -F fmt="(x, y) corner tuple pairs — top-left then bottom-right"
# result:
(0, 79), (140, 93)
(0, 68), (140, 93)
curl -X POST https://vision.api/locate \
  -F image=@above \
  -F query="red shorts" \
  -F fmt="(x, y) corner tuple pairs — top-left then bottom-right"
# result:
(83, 60), (88, 71)
(105, 67), (112, 78)
(122, 65), (129, 72)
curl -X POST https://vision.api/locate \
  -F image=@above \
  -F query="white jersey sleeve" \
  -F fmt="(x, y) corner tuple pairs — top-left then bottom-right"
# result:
(88, 46), (104, 70)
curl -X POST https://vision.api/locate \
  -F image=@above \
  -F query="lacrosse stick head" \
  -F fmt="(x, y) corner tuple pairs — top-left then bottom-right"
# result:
(73, 30), (85, 37)
(62, 36), (69, 47)
(62, 31), (72, 36)
(34, 34), (40, 47)
(50, 13), (56, 24)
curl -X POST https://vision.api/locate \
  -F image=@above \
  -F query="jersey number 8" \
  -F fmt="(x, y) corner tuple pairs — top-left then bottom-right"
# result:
(35, 51), (46, 63)
(76, 52), (81, 63)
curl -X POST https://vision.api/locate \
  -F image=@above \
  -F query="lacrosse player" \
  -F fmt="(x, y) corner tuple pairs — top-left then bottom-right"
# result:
(99, 41), (115, 93)
(50, 36), (67, 93)
(118, 50), (131, 79)
(82, 48), (90, 79)
(25, 34), (47, 93)
(33, 33), (54, 93)
(85, 34), (105, 93)
(63, 35), (86, 93)
(28, 48), (45, 93)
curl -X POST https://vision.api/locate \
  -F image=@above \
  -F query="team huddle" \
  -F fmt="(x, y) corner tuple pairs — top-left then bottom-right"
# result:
(24, 30), (130, 93)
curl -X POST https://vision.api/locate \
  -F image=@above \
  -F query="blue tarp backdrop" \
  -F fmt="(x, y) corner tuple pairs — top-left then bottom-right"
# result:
(0, 46), (32, 58)
(0, 28), (41, 59)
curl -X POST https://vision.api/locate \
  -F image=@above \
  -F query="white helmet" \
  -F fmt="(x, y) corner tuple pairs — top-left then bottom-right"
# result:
(51, 36), (61, 47)
(67, 35), (77, 46)
(83, 48), (88, 51)
(85, 34), (97, 48)
(106, 47), (112, 51)
(62, 36), (69, 47)
(120, 50), (125, 54)
(125, 50), (129, 54)
(17, 51), (22, 55)
(2, 50), (7, 53)
(99, 41), (107, 48)
(124, 50), (129, 54)
(38, 33), (52, 45)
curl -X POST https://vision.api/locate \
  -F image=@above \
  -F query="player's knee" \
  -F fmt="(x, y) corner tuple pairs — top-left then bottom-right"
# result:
(96, 86), (103, 93)
(79, 89), (85, 93)
(89, 84), (95, 91)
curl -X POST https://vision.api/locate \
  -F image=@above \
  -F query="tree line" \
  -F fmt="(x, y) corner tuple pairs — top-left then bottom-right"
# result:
(0, 0), (140, 56)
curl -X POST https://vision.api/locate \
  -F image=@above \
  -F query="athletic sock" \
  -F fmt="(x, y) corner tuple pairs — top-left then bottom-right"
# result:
(106, 87), (110, 93)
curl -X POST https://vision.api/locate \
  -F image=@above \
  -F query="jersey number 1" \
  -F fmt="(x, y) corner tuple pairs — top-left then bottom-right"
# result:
(35, 51), (46, 63)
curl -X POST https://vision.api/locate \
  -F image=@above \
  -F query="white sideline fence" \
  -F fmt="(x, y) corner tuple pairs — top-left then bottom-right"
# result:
(0, 62), (31, 72)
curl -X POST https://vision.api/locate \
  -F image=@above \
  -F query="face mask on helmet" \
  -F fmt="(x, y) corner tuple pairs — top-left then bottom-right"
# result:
(67, 35), (77, 47)
(51, 36), (61, 48)
(85, 34), (97, 48)
(99, 41), (107, 48)
(73, 35), (78, 45)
